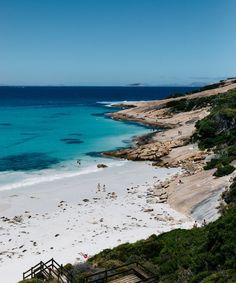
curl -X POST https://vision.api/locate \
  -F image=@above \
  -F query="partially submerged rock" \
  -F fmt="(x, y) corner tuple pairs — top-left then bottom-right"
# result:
(97, 164), (108, 168)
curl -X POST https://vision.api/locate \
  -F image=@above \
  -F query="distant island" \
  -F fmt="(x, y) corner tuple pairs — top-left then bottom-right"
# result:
(127, 83), (148, 87)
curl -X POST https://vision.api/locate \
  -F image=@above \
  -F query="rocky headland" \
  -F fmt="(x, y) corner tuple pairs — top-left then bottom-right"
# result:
(104, 78), (236, 221)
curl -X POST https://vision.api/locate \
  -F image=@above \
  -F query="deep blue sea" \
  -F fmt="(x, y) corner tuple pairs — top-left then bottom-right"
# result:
(0, 86), (196, 190)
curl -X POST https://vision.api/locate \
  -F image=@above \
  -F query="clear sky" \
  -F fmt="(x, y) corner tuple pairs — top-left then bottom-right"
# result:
(1, 0), (236, 86)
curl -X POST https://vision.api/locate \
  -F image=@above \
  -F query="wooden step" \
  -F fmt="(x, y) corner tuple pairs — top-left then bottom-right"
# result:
(109, 274), (141, 283)
(133, 267), (149, 279)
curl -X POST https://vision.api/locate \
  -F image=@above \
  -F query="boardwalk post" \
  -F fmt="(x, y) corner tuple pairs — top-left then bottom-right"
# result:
(22, 258), (76, 283)
(105, 270), (108, 283)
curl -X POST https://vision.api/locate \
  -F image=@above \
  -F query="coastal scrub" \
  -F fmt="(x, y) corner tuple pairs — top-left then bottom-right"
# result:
(195, 89), (236, 176)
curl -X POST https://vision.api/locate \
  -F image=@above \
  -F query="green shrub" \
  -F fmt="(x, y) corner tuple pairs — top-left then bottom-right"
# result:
(221, 108), (236, 119)
(76, 271), (91, 283)
(228, 144), (236, 156)
(166, 96), (215, 113)
(99, 259), (123, 269)
(63, 263), (73, 272)
(223, 180), (236, 206)
(213, 164), (235, 177)
(204, 158), (219, 170)
(200, 272), (230, 283)
(191, 271), (212, 283)
(194, 90), (236, 149)
(204, 155), (235, 171)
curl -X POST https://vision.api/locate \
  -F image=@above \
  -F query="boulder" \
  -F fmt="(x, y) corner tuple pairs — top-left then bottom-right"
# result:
(97, 164), (108, 168)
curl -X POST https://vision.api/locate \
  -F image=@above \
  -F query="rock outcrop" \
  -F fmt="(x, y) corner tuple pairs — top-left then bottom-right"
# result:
(97, 164), (108, 168)
(104, 138), (187, 161)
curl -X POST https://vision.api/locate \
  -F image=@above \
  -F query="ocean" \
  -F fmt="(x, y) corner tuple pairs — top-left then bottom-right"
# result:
(0, 86), (196, 190)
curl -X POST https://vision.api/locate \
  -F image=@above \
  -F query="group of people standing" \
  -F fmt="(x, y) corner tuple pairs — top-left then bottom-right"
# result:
(96, 183), (106, 193)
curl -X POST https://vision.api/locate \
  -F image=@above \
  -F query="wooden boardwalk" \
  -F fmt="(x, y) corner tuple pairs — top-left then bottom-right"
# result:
(22, 258), (76, 283)
(23, 260), (159, 283)
(110, 274), (141, 283)
(84, 262), (159, 283)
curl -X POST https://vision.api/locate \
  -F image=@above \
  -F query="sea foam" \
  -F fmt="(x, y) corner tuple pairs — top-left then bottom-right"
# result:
(0, 159), (127, 191)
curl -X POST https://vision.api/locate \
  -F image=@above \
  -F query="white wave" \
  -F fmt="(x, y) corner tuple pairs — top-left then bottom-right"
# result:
(0, 160), (127, 191)
(96, 101), (128, 107)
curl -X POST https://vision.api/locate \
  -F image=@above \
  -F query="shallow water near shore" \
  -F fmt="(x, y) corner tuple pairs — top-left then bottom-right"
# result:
(0, 105), (151, 190)
(0, 86), (196, 189)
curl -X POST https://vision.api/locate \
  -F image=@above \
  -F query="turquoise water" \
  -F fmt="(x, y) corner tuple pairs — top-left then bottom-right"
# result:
(0, 105), (150, 163)
(0, 105), (151, 189)
(0, 86), (197, 189)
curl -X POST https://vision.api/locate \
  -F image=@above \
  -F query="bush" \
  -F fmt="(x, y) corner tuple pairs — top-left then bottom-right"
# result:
(194, 90), (236, 149)
(204, 155), (235, 171)
(223, 179), (236, 206)
(204, 158), (219, 170)
(63, 263), (73, 272)
(200, 272), (232, 283)
(75, 271), (91, 283)
(228, 144), (236, 156)
(214, 164), (235, 177)
(166, 96), (215, 113)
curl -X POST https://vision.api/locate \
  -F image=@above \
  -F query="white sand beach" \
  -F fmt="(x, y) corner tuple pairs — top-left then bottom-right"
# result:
(0, 161), (193, 283)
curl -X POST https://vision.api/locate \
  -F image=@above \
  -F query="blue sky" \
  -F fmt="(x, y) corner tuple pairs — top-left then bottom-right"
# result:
(0, 0), (236, 86)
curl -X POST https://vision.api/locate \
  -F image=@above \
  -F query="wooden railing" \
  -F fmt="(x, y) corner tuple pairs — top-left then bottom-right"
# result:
(23, 258), (76, 283)
(23, 259), (159, 283)
(84, 262), (159, 283)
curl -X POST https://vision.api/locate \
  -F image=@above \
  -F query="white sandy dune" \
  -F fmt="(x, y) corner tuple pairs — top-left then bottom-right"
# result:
(0, 161), (193, 283)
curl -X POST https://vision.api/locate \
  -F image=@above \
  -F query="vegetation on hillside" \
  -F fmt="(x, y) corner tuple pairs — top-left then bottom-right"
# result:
(89, 192), (236, 282)
(193, 90), (236, 176)
(165, 95), (215, 113)
(85, 89), (236, 282)
(167, 78), (236, 99)
(28, 179), (236, 282)
(165, 89), (236, 176)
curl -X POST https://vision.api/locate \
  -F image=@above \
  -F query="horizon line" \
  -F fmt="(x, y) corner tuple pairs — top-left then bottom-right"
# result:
(0, 84), (203, 88)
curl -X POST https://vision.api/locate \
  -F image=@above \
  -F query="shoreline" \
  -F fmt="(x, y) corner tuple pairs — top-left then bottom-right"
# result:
(0, 158), (127, 192)
(105, 78), (236, 221)
(0, 161), (192, 283)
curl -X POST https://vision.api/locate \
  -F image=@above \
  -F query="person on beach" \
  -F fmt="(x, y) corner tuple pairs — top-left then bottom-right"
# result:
(193, 221), (198, 228)
(79, 252), (89, 261)
(202, 219), (207, 227)
(97, 183), (101, 192)
(103, 184), (106, 192)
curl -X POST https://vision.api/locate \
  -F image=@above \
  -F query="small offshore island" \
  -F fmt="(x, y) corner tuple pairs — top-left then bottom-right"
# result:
(14, 78), (236, 283)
